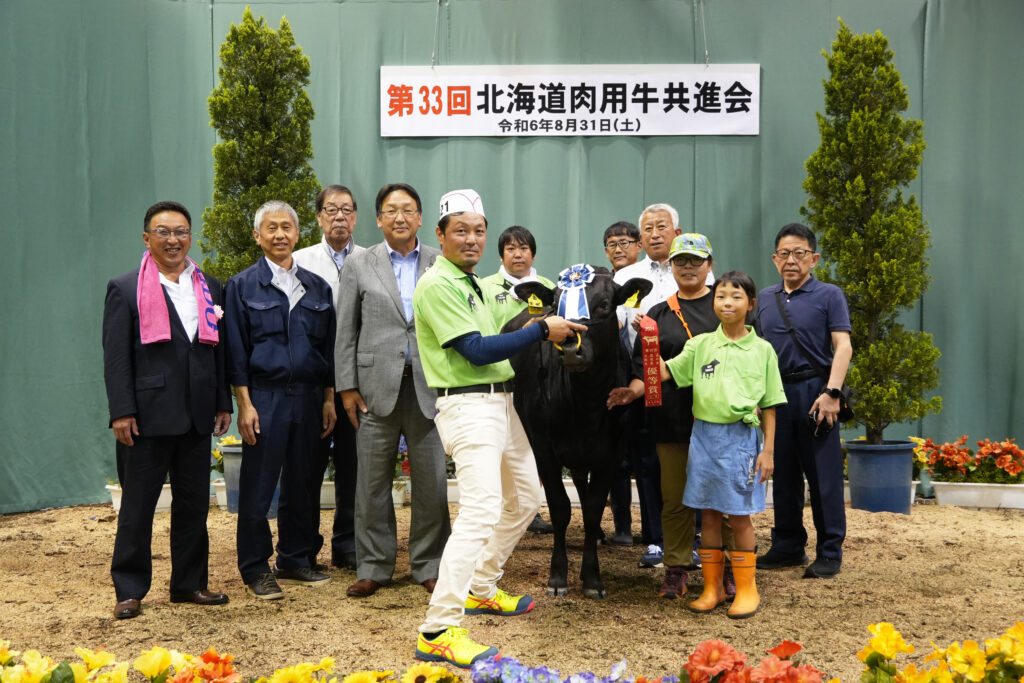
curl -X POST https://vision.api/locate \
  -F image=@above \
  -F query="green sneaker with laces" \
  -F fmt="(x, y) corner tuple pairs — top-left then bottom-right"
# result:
(415, 627), (498, 668)
(464, 587), (535, 616)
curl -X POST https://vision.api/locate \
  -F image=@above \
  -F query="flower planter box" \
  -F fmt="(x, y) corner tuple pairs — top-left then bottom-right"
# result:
(392, 480), (409, 508)
(107, 483), (172, 514)
(931, 481), (1024, 509)
(320, 480), (335, 509)
(213, 479), (227, 510)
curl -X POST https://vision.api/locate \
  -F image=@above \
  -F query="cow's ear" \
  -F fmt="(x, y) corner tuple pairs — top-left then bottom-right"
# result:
(613, 278), (653, 307)
(513, 281), (555, 310)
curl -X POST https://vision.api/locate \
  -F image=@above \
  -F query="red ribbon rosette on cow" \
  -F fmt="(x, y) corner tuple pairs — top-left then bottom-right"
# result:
(639, 315), (662, 407)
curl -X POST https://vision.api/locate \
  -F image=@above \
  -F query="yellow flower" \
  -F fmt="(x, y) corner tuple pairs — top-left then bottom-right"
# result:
(311, 659), (335, 675)
(400, 663), (446, 683)
(896, 663), (935, 683)
(268, 664), (315, 683)
(0, 641), (20, 666)
(68, 663), (89, 683)
(1005, 622), (1024, 643)
(74, 649), (117, 673)
(341, 672), (393, 683)
(134, 647), (173, 680)
(19, 651), (54, 683)
(866, 623), (916, 659)
(1, 664), (28, 683)
(96, 663), (129, 683)
(218, 435), (241, 446)
(168, 651), (192, 674)
(945, 641), (986, 682)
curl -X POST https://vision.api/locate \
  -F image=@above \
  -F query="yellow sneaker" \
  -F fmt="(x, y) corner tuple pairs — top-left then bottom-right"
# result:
(415, 627), (498, 669)
(465, 587), (535, 616)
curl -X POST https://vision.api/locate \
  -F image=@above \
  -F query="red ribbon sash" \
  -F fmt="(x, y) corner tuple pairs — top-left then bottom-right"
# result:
(640, 316), (662, 407)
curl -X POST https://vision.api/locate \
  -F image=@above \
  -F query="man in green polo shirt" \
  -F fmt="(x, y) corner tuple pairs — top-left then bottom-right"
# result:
(413, 189), (585, 669)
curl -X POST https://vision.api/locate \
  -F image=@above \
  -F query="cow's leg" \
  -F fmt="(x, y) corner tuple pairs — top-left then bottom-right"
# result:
(579, 468), (611, 599)
(536, 456), (572, 596)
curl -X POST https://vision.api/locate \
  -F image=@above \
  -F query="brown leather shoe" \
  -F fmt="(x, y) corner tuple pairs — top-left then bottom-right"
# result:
(346, 578), (381, 597)
(421, 578), (437, 593)
(169, 589), (229, 605)
(114, 598), (141, 620)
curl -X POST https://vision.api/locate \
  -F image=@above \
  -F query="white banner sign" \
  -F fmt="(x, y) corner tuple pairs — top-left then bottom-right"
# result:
(380, 64), (759, 137)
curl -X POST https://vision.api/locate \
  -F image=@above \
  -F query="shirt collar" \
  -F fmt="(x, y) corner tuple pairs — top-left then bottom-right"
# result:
(498, 264), (538, 287)
(323, 235), (353, 259)
(385, 238), (420, 261)
(158, 260), (195, 287)
(714, 324), (758, 347)
(773, 272), (819, 295)
(264, 255), (297, 279)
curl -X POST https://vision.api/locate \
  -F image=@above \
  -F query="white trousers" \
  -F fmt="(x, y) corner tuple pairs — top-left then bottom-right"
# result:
(419, 390), (542, 633)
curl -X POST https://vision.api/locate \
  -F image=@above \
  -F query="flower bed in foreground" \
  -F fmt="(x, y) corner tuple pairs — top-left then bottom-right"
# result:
(2, 622), (1022, 683)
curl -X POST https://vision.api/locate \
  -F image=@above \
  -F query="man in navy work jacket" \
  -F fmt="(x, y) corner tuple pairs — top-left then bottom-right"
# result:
(224, 200), (338, 599)
(103, 200), (232, 620)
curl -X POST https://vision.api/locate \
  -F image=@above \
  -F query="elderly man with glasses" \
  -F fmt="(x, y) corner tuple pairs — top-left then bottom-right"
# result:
(753, 222), (852, 579)
(293, 184), (366, 572)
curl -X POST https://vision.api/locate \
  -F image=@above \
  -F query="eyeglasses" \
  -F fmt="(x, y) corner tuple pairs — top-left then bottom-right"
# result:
(605, 239), (638, 250)
(774, 248), (814, 261)
(380, 209), (419, 219)
(148, 228), (191, 239)
(671, 255), (707, 267)
(321, 205), (355, 217)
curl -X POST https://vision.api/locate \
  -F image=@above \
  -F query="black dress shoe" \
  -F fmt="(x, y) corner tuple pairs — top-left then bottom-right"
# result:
(803, 557), (841, 578)
(421, 578), (437, 593)
(114, 598), (141, 620)
(332, 553), (357, 570)
(170, 589), (230, 605)
(756, 548), (809, 569)
(527, 513), (554, 534)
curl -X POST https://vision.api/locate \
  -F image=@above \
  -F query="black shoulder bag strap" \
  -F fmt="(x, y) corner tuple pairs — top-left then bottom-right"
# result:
(774, 290), (854, 421)
(774, 290), (830, 383)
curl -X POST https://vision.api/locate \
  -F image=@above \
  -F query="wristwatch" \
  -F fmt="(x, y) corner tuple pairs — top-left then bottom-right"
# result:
(822, 387), (843, 399)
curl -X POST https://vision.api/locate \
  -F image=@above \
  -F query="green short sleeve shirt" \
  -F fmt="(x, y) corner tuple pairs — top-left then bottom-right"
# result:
(665, 325), (787, 426)
(480, 271), (556, 330)
(413, 256), (515, 389)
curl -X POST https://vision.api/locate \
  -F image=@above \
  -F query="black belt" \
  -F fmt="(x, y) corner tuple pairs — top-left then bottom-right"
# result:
(441, 381), (514, 396)
(781, 368), (821, 384)
(402, 364), (413, 377)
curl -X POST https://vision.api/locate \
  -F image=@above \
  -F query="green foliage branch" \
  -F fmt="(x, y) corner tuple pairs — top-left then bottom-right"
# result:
(802, 20), (941, 444)
(200, 7), (320, 282)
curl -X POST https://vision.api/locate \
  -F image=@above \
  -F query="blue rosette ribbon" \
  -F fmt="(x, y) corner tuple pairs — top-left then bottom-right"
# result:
(556, 264), (595, 320)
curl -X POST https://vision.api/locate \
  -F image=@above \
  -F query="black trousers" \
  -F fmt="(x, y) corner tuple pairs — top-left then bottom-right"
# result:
(111, 430), (211, 601)
(309, 391), (357, 565)
(237, 386), (321, 583)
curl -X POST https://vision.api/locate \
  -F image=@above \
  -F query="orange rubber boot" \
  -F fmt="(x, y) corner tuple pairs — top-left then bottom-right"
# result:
(687, 548), (726, 613)
(727, 549), (759, 619)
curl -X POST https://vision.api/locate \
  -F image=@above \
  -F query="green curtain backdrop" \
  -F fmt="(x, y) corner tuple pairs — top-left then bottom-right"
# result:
(1, 0), (1020, 513)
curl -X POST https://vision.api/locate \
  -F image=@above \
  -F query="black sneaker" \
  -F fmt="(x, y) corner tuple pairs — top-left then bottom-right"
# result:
(803, 557), (841, 578)
(756, 548), (809, 570)
(274, 565), (331, 586)
(246, 573), (284, 600)
(527, 513), (554, 534)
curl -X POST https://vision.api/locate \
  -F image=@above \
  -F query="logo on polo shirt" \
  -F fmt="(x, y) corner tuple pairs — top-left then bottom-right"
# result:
(701, 359), (721, 379)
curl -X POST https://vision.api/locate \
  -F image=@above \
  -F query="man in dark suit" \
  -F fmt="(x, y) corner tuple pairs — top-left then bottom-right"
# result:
(336, 183), (450, 597)
(102, 200), (233, 620)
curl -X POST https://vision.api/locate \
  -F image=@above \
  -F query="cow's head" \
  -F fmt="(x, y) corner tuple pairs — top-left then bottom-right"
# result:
(515, 265), (651, 373)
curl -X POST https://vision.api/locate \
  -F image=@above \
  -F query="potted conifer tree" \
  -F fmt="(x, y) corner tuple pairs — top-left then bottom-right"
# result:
(801, 20), (942, 513)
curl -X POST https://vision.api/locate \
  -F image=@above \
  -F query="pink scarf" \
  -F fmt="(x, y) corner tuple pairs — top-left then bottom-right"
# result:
(137, 251), (220, 345)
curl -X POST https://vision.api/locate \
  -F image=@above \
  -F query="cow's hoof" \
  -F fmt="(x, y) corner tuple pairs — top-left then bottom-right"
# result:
(546, 586), (569, 597)
(582, 587), (607, 600)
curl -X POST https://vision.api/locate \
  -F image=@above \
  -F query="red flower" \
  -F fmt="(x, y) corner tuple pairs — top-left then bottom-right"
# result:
(766, 642), (803, 660)
(688, 640), (746, 680)
(785, 664), (823, 683)
(750, 656), (794, 682)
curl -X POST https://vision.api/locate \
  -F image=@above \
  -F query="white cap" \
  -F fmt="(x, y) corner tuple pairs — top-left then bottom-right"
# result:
(439, 189), (485, 219)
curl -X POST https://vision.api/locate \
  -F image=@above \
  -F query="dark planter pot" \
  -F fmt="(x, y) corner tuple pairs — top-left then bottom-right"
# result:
(846, 441), (914, 514)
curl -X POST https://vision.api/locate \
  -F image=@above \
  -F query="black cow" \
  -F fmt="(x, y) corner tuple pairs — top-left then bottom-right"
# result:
(504, 267), (651, 599)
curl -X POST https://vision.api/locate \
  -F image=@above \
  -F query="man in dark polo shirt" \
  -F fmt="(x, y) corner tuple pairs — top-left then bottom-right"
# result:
(754, 223), (852, 579)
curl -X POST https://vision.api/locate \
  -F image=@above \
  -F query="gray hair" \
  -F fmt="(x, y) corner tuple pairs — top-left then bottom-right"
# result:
(638, 203), (680, 231)
(253, 200), (299, 231)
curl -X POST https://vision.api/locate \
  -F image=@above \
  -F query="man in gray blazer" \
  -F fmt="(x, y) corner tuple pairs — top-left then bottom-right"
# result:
(294, 184), (366, 571)
(335, 183), (451, 597)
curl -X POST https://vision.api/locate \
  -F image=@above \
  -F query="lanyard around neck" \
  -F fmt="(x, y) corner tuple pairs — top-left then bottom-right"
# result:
(665, 294), (694, 340)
